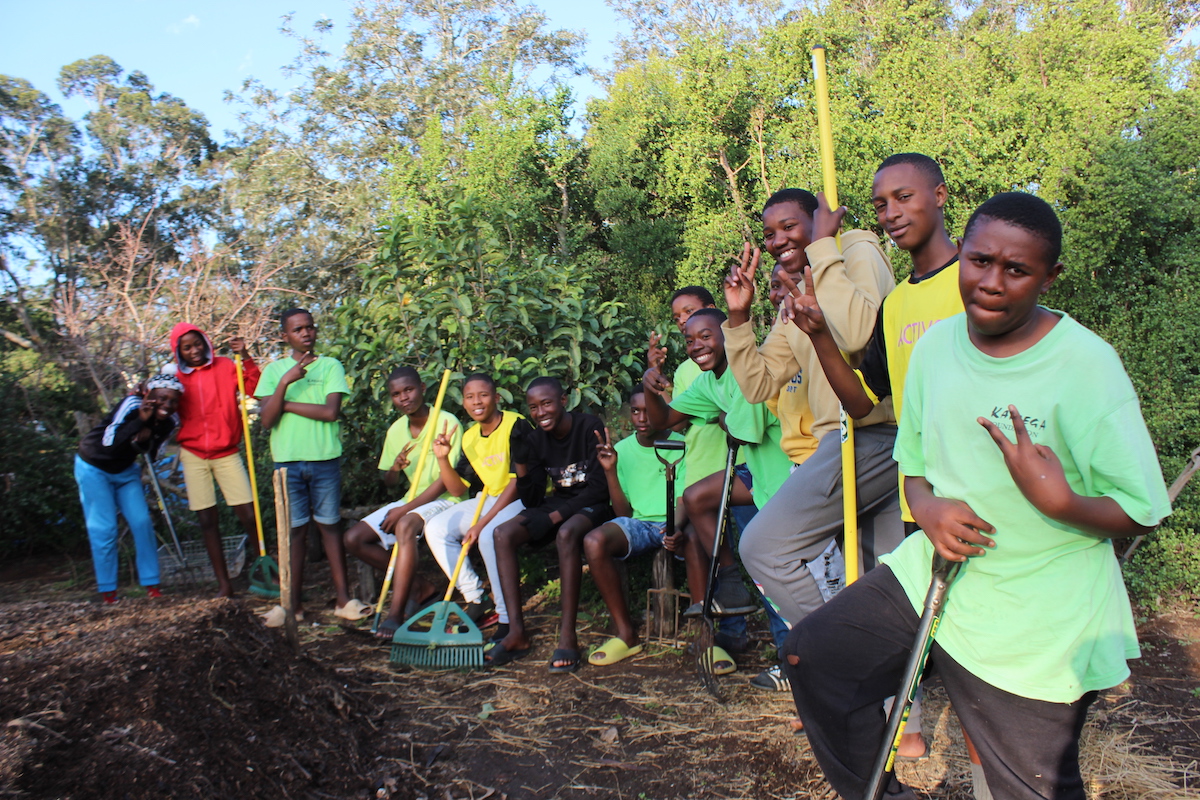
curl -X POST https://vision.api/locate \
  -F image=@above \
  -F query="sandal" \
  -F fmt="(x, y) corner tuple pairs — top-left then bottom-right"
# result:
(334, 599), (373, 620)
(588, 637), (644, 666)
(484, 642), (531, 667)
(548, 647), (581, 673)
(699, 645), (736, 676)
(375, 617), (400, 640)
(261, 606), (305, 628)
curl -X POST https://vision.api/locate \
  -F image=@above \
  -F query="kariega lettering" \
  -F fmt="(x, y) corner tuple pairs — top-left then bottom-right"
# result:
(988, 405), (1048, 436)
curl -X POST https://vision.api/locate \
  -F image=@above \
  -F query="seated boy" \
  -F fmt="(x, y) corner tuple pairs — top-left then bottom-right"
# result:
(643, 308), (794, 674)
(583, 385), (686, 666)
(256, 308), (354, 623)
(423, 373), (533, 640)
(487, 377), (612, 672)
(784, 192), (1171, 800)
(170, 323), (262, 597)
(343, 366), (464, 638)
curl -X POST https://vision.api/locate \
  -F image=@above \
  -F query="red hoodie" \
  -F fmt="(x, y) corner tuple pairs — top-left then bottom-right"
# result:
(169, 323), (261, 460)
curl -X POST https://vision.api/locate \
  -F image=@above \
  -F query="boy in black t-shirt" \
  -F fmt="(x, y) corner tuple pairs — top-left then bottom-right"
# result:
(486, 376), (612, 672)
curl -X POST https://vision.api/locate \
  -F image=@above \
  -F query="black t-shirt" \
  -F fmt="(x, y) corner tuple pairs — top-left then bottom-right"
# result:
(77, 395), (178, 474)
(514, 411), (609, 517)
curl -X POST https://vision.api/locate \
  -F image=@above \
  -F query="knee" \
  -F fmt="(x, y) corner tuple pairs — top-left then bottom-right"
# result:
(582, 529), (606, 562)
(493, 521), (517, 550)
(681, 484), (702, 517)
(556, 522), (584, 551)
(395, 517), (421, 543)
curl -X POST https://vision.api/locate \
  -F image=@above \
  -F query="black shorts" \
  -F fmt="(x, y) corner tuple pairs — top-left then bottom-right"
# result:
(518, 498), (613, 545)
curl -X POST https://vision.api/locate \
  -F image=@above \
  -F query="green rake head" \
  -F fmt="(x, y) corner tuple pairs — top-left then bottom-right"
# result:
(248, 555), (281, 598)
(389, 600), (485, 670)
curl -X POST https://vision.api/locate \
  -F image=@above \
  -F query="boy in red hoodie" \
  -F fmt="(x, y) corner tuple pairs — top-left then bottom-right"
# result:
(170, 323), (262, 597)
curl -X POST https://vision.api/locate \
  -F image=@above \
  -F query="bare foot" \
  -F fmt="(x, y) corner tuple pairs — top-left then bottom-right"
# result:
(898, 732), (927, 759)
(789, 718), (804, 733)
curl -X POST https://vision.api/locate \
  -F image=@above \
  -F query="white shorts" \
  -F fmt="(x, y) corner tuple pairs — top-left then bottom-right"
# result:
(361, 497), (458, 548)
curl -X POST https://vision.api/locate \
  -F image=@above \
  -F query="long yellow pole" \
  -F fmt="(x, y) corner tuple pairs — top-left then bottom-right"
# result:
(812, 45), (859, 584)
(372, 368), (453, 632)
(235, 354), (267, 557)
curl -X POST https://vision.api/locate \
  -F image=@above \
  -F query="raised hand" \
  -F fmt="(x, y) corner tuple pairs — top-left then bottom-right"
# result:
(723, 241), (761, 319)
(813, 191), (848, 242)
(642, 366), (671, 397)
(228, 337), (248, 355)
(778, 266), (828, 336)
(978, 405), (1073, 518)
(646, 330), (667, 372)
(432, 421), (457, 459)
(595, 428), (617, 472)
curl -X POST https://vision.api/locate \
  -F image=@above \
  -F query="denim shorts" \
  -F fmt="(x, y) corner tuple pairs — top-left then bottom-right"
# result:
(610, 517), (669, 560)
(274, 458), (341, 526)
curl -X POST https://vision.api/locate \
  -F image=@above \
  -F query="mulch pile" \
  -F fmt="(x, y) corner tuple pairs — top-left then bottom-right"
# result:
(0, 599), (387, 799)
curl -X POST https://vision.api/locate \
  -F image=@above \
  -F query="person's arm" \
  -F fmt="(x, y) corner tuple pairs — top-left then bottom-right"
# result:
(806, 195), (889, 353)
(283, 392), (341, 423)
(722, 243), (800, 402)
(595, 428), (633, 518)
(978, 405), (1155, 539)
(642, 367), (692, 430)
(463, 476), (519, 547)
(258, 354), (315, 429)
(780, 266), (877, 419)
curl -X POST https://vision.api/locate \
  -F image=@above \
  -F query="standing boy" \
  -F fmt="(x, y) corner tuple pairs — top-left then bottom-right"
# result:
(169, 323), (262, 597)
(255, 308), (354, 622)
(342, 366), (464, 638)
(487, 377), (611, 672)
(584, 385), (686, 667)
(785, 192), (1170, 800)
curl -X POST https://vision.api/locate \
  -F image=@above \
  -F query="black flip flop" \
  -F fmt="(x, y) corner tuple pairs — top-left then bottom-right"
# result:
(548, 647), (580, 674)
(484, 642), (531, 667)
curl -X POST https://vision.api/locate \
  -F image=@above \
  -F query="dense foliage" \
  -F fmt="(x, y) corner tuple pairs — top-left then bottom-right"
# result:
(2, 0), (1198, 601)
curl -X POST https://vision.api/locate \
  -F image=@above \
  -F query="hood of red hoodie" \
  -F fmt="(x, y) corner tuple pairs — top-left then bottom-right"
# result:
(170, 322), (215, 374)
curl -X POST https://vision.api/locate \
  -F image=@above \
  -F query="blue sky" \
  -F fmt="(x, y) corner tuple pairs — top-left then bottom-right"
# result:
(0, 0), (623, 141)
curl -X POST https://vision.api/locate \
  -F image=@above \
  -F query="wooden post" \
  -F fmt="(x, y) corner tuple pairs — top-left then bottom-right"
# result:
(273, 468), (299, 652)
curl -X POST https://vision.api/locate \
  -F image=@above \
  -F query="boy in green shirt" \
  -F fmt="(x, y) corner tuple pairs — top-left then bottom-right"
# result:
(584, 385), (685, 667)
(342, 367), (464, 639)
(255, 308), (354, 622)
(783, 193), (1171, 800)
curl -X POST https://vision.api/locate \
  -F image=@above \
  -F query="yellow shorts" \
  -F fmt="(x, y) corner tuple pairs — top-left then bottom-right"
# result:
(179, 448), (253, 511)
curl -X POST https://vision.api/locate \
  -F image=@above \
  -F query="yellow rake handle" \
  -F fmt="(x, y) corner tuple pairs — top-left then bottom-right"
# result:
(235, 354), (267, 557)
(443, 493), (488, 603)
(374, 368), (453, 623)
(813, 45), (858, 583)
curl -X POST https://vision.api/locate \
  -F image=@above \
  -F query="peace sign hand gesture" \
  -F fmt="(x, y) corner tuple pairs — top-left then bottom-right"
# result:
(978, 405), (1072, 519)
(392, 442), (415, 473)
(778, 266), (827, 336)
(432, 421), (457, 460)
(595, 428), (618, 472)
(723, 241), (761, 320)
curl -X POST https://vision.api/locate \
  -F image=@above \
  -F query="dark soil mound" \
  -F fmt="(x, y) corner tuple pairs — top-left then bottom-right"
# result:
(0, 598), (383, 799)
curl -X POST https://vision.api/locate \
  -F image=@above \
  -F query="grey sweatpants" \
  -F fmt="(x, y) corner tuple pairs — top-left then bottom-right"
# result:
(739, 424), (903, 628)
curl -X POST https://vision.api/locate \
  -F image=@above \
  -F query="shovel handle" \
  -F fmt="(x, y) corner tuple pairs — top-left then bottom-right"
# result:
(236, 354), (267, 557)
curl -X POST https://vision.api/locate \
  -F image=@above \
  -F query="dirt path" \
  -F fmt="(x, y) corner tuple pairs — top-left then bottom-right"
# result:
(0, 563), (1196, 799)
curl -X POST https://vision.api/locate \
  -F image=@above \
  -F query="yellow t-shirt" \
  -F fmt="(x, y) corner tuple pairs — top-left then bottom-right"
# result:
(462, 410), (523, 496)
(378, 409), (463, 503)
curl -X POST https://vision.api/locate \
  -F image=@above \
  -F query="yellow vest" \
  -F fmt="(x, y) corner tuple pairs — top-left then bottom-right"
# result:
(462, 410), (522, 496)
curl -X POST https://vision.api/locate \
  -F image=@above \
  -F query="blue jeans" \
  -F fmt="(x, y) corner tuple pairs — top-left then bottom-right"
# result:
(719, 504), (791, 651)
(74, 455), (160, 592)
(274, 459), (342, 526)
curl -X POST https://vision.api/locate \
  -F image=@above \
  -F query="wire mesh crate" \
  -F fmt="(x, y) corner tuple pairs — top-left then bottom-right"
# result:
(157, 534), (248, 586)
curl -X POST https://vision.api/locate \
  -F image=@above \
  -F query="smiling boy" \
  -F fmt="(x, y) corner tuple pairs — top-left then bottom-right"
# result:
(784, 193), (1171, 800)
(486, 377), (611, 671)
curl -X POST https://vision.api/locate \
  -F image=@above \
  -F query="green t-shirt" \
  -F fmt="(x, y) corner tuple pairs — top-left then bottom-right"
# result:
(378, 408), (464, 503)
(670, 366), (791, 507)
(675, 358), (728, 488)
(886, 311), (1171, 702)
(256, 356), (350, 462)
(614, 430), (686, 523)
